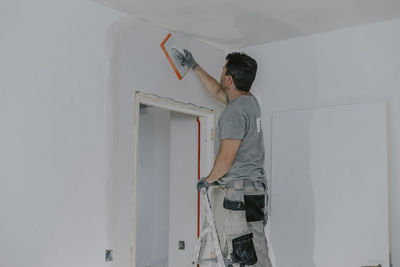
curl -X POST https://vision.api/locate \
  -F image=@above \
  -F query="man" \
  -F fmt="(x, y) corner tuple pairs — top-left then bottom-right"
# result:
(176, 50), (272, 267)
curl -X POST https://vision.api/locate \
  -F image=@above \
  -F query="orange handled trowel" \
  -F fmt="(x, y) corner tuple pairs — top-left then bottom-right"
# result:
(160, 33), (192, 80)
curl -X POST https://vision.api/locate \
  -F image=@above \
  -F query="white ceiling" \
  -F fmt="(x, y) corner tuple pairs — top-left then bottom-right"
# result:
(95, 0), (400, 49)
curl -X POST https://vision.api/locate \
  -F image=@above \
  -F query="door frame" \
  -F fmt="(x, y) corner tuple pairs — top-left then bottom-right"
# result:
(131, 91), (216, 267)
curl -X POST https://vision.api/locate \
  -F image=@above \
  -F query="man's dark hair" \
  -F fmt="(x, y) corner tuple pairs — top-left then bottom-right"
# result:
(225, 52), (257, 92)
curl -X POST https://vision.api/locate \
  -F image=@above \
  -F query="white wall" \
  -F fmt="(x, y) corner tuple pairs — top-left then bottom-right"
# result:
(0, 1), (122, 267)
(0, 1), (225, 267)
(241, 18), (400, 266)
(105, 17), (225, 267)
(10, 0), (396, 265)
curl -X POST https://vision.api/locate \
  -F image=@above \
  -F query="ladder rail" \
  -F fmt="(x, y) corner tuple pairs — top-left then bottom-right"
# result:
(193, 188), (225, 267)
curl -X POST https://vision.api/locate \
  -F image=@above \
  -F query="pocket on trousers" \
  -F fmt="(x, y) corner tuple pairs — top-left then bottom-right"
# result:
(244, 194), (265, 222)
(223, 198), (248, 235)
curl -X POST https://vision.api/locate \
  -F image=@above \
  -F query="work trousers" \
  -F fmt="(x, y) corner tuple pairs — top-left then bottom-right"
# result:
(213, 180), (272, 267)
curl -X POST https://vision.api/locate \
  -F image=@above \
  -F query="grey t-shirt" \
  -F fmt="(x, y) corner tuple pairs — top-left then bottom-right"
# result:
(216, 94), (266, 183)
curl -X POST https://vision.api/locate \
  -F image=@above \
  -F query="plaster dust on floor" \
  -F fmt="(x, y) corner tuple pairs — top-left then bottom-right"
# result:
(94, 0), (400, 49)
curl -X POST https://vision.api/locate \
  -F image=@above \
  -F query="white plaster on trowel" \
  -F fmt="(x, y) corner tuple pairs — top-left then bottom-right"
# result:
(162, 33), (193, 79)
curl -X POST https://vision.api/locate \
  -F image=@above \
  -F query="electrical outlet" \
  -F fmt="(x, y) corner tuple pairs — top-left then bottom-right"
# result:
(105, 249), (113, 262)
(178, 241), (185, 250)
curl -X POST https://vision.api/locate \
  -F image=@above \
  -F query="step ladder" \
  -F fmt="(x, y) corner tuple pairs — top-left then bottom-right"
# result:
(192, 188), (225, 267)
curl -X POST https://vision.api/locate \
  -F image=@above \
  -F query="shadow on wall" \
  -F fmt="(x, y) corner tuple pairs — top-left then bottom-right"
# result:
(270, 109), (317, 267)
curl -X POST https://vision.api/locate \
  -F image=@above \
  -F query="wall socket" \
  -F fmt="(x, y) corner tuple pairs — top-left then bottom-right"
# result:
(105, 249), (113, 262)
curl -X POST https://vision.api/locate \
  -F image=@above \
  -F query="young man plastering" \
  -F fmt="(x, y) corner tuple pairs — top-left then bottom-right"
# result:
(176, 49), (272, 267)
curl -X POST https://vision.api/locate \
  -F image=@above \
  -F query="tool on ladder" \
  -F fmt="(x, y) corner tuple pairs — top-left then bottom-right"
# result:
(192, 188), (226, 267)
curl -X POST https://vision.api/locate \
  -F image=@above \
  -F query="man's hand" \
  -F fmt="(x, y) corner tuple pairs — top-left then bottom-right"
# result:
(174, 48), (199, 70)
(174, 48), (226, 104)
(197, 177), (211, 191)
(197, 177), (220, 191)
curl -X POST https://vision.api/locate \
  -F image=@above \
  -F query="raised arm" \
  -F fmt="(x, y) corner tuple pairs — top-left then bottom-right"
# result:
(175, 49), (226, 104)
(193, 66), (226, 104)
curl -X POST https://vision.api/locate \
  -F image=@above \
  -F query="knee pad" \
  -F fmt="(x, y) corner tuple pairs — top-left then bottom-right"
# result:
(230, 233), (258, 265)
(244, 194), (265, 222)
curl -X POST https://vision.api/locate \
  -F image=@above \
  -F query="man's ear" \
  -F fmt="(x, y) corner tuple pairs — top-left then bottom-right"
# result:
(226, 75), (234, 85)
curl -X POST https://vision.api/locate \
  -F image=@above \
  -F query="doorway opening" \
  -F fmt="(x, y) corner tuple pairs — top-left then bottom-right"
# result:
(131, 92), (215, 267)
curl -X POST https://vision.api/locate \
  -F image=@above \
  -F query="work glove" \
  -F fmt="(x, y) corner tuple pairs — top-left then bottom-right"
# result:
(174, 48), (199, 70)
(197, 177), (211, 191)
(197, 177), (219, 191)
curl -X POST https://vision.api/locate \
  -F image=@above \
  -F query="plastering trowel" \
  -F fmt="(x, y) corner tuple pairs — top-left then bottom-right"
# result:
(160, 33), (192, 80)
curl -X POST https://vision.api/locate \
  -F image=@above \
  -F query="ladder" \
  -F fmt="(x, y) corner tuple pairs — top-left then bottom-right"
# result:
(192, 188), (226, 267)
